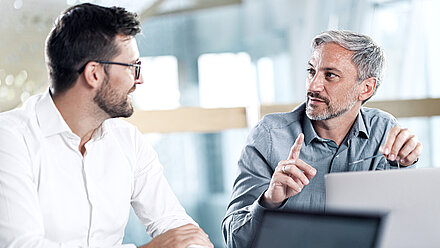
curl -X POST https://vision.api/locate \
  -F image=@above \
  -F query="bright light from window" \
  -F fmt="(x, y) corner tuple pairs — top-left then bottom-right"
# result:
(376, 9), (399, 33)
(422, 0), (440, 97)
(257, 57), (275, 104)
(198, 52), (258, 108)
(132, 56), (180, 110)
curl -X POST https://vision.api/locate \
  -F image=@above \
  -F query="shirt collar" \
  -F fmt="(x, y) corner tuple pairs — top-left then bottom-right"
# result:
(303, 114), (319, 145)
(35, 89), (109, 140)
(357, 108), (369, 139)
(35, 89), (73, 137)
(302, 109), (369, 145)
(94, 120), (109, 140)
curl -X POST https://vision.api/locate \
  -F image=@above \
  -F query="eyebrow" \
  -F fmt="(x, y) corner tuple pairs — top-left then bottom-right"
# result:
(323, 67), (343, 74)
(308, 62), (343, 74)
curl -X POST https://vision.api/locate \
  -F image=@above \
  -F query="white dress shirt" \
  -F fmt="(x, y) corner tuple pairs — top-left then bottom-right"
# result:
(0, 90), (195, 248)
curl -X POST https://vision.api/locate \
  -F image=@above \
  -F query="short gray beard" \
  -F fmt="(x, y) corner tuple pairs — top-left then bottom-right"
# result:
(306, 99), (357, 120)
(305, 86), (359, 121)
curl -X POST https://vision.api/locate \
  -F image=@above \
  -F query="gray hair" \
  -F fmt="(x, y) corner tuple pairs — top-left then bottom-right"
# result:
(311, 30), (385, 103)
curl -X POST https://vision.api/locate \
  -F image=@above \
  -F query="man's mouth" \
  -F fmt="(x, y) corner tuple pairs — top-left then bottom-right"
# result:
(309, 97), (325, 104)
(307, 93), (329, 105)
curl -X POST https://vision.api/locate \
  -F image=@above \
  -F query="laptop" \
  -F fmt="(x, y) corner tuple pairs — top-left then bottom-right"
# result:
(251, 209), (384, 248)
(326, 168), (440, 248)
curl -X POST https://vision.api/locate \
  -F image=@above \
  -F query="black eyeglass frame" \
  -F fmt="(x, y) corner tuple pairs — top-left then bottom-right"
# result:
(77, 60), (142, 80)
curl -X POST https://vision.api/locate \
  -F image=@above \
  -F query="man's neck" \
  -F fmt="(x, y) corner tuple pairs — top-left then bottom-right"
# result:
(311, 105), (361, 146)
(52, 89), (108, 154)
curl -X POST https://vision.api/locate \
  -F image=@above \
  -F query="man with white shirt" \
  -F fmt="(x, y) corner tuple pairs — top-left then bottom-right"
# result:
(0, 3), (212, 248)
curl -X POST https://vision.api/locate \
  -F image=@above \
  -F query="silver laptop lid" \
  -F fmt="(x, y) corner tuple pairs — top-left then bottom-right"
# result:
(326, 168), (440, 248)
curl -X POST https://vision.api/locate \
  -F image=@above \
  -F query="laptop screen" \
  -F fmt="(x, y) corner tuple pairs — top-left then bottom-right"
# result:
(252, 210), (383, 248)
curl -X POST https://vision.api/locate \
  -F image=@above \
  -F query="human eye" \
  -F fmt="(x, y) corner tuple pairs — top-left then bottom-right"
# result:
(325, 72), (338, 80)
(307, 68), (316, 77)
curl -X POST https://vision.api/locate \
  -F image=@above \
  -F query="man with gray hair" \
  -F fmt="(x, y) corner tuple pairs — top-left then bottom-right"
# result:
(222, 30), (422, 247)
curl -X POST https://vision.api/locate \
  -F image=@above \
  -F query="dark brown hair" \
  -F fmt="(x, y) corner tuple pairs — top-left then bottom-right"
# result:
(45, 3), (141, 94)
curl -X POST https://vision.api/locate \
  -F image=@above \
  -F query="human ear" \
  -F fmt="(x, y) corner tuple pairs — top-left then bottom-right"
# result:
(358, 77), (377, 101)
(82, 61), (105, 89)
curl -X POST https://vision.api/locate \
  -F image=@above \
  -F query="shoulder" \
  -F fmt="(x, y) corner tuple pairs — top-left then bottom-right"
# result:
(103, 118), (151, 147)
(103, 118), (141, 142)
(0, 94), (41, 135)
(361, 107), (398, 125)
(258, 103), (305, 131)
(0, 109), (25, 129)
(104, 117), (137, 131)
(247, 103), (304, 146)
(104, 118), (158, 167)
(360, 107), (399, 140)
(0, 96), (43, 160)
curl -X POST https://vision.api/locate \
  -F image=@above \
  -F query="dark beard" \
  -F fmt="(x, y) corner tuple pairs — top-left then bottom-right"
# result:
(93, 76), (133, 118)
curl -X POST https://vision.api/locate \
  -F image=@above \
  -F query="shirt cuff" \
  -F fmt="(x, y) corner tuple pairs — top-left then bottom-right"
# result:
(251, 191), (289, 221)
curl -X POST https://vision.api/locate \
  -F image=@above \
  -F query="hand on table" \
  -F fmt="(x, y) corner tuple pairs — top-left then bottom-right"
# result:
(139, 224), (213, 248)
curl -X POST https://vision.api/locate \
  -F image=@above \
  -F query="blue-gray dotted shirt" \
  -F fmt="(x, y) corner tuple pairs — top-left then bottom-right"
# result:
(222, 103), (409, 248)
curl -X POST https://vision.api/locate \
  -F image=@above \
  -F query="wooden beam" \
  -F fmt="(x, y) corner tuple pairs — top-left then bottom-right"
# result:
(260, 104), (298, 118)
(126, 98), (440, 133)
(364, 98), (440, 118)
(259, 98), (440, 119)
(126, 107), (247, 133)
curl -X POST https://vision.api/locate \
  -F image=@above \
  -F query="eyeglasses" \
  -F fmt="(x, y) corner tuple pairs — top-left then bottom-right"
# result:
(78, 60), (142, 80)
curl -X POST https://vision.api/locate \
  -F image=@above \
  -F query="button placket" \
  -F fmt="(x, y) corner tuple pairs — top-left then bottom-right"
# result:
(82, 149), (96, 246)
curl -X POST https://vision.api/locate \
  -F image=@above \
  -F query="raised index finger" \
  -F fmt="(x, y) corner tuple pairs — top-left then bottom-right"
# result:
(287, 133), (304, 160)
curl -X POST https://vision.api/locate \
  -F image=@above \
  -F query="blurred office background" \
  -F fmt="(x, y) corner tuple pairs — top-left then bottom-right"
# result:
(1, 0), (439, 247)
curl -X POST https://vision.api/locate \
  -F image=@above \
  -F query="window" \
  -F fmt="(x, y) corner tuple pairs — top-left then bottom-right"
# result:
(132, 56), (180, 110)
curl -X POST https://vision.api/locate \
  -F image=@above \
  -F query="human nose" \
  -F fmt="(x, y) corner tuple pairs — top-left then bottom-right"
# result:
(135, 70), (144, 85)
(307, 72), (324, 92)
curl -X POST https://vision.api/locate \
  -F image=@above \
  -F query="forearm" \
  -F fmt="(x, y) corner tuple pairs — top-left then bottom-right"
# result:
(131, 166), (196, 238)
(2, 237), (62, 248)
(1, 236), (136, 248)
(223, 121), (275, 247)
(132, 132), (197, 238)
(137, 224), (213, 248)
(222, 195), (269, 248)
